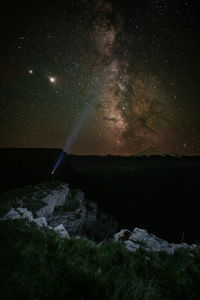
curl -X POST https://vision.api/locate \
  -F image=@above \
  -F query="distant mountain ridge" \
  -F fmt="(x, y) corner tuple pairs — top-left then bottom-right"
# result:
(0, 147), (198, 158)
(136, 147), (183, 157)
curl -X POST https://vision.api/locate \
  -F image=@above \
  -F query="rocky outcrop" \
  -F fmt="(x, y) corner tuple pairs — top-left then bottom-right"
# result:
(114, 229), (131, 241)
(54, 224), (70, 239)
(1, 181), (198, 255)
(17, 208), (33, 222)
(0, 182), (118, 241)
(0, 207), (69, 238)
(33, 217), (47, 227)
(36, 184), (69, 218)
(114, 228), (197, 254)
(1, 207), (33, 222)
(1, 208), (21, 220)
(47, 190), (87, 236)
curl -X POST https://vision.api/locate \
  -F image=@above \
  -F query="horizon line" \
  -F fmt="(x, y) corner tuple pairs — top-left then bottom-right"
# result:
(0, 146), (199, 157)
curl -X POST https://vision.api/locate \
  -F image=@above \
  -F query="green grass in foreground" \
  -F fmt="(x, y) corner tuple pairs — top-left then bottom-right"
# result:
(0, 220), (200, 300)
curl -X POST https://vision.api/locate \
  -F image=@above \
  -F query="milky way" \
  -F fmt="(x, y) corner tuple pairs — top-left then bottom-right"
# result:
(88, 0), (194, 155)
(0, 0), (199, 155)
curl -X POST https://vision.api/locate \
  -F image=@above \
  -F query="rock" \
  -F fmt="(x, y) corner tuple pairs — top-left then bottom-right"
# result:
(0, 182), (119, 242)
(47, 187), (118, 241)
(1, 208), (21, 220)
(32, 217), (47, 227)
(47, 189), (87, 236)
(0, 207), (33, 222)
(115, 227), (197, 254)
(168, 242), (197, 254)
(53, 224), (70, 239)
(124, 240), (140, 252)
(16, 208), (33, 222)
(36, 184), (69, 218)
(114, 229), (131, 241)
(130, 228), (169, 250)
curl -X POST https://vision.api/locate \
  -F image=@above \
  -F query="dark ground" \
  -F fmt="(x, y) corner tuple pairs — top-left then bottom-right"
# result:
(0, 148), (199, 243)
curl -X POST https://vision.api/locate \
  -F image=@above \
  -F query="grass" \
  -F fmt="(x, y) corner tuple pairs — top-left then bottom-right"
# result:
(0, 219), (200, 300)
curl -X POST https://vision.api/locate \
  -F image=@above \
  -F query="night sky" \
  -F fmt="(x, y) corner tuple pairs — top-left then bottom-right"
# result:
(0, 0), (199, 155)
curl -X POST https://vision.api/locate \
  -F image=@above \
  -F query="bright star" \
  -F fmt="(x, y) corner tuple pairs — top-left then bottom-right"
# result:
(28, 69), (33, 74)
(49, 76), (56, 83)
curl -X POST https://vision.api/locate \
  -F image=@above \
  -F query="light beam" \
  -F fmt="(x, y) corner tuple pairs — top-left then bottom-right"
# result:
(51, 151), (66, 174)
(51, 76), (104, 175)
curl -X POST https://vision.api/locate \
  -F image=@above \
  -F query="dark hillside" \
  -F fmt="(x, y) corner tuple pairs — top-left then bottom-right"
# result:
(0, 148), (199, 243)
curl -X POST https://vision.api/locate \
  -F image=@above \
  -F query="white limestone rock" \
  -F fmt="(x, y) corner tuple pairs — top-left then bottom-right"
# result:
(54, 224), (70, 239)
(0, 183), (118, 242)
(16, 208), (33, 222)
(124, 240), (140, 252)
(32, 217), (47, 227)
(36, 184), (69, 218)
(1, 207), (33, 223)
(1, 208), (21, 220)
(130, 228), (169, 250)
(114, 229), (131, 241)
(115, 227), (197, 254)
(168, 242), (197, 254)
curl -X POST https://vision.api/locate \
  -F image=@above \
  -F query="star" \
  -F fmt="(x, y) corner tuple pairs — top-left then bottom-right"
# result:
(0, 0), (199, 155)
(49, 76), (56, 83)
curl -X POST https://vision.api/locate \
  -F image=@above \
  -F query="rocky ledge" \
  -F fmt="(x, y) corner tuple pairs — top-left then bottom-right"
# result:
(114, 228), (197, 254)
(0, 181), (118, 242)
(0, 181), (197, 255)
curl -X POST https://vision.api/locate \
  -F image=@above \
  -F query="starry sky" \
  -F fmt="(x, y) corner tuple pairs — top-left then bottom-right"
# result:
(0, 0), (199, 155)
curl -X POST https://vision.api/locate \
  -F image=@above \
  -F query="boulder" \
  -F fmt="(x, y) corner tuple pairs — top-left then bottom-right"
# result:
(0, 207), (33, 222)
(36, 184), (69, 218)
(16, 208), (33, 222)
(114, 229), (131, 241)
(130, 228), (169, 250)
(115, 227), (197, 254)
(32, 217), (47, 227)
(1, 208), (21, 220)
(124, 240), (140, 252)
(53, 224), (70, 239)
